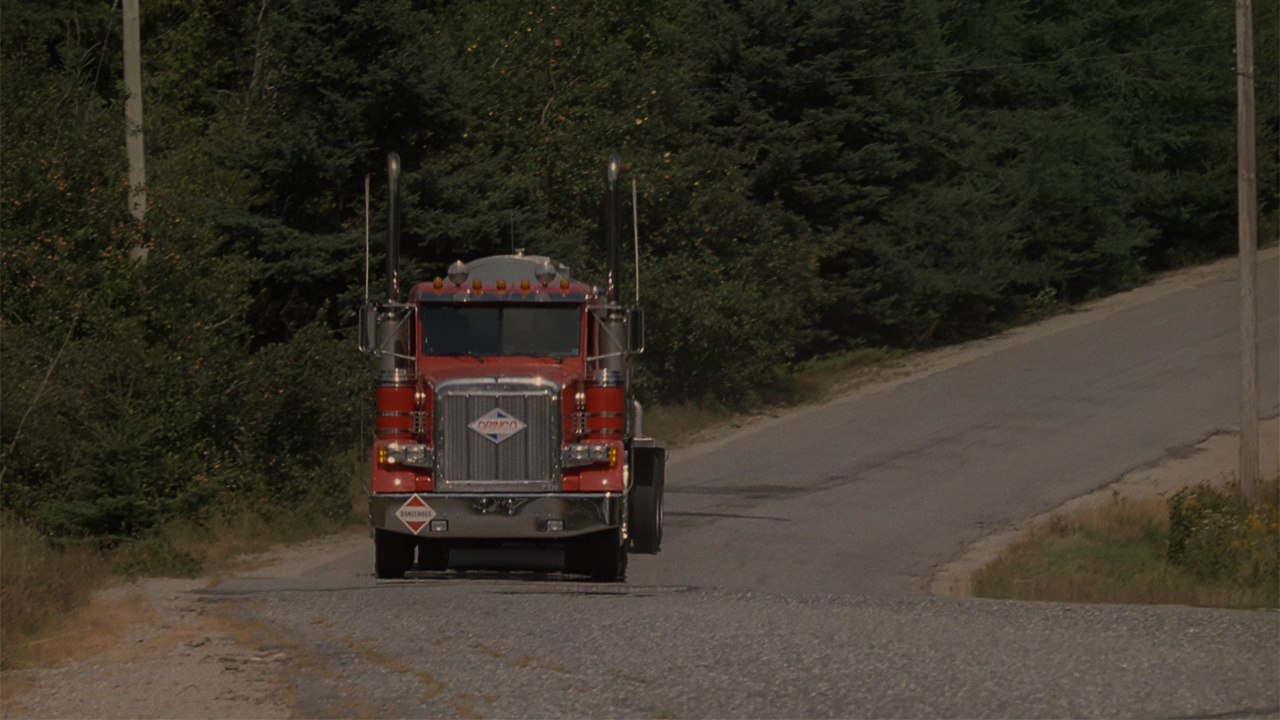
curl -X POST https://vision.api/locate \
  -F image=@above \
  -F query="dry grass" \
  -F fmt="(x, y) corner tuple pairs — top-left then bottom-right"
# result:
(779, 346), (907, 403)
(147, 498), (354, 577)
(8, 593), (153, 669)
(644, 400), (736, 446)
(0, 518), (109, 669)
(114, 448), (370, 576)
(974, 484), (1280, 608)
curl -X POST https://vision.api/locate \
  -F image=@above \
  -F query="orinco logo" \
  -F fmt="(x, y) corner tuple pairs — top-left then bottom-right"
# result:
(468, 408), (526, 443)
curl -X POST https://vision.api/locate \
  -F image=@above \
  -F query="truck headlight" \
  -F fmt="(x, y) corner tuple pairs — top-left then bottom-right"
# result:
(380, 443), (434, 469)
(562, 443), (617, 469)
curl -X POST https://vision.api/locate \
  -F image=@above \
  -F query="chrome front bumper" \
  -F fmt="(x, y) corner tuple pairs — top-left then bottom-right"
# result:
(368, 492), (624, 539)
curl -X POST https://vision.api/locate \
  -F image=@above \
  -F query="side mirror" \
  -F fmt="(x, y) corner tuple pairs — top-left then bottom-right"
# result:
(629, 306), (645, 354)
(358, 303), (378, 354)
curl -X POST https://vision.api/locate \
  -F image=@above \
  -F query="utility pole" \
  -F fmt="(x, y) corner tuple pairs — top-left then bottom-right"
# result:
(123, 0), (148, 261)
(1235, 0), (1258, 503)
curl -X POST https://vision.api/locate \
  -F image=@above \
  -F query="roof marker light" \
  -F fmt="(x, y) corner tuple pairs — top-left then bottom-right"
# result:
(520, 279), (530, 290)
(433, 277), (443, 289)
(473, 278), (483, 291)
(497, 279), (507, 290)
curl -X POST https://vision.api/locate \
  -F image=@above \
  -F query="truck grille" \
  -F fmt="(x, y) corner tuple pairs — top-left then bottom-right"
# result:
(435, 379), (561, 493)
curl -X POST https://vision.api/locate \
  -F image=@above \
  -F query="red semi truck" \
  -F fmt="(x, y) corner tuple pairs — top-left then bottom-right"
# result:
(360, 153), (665, 581)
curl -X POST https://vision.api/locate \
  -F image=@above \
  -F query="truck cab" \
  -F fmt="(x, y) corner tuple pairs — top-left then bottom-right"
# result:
(362, 156), (664, 581)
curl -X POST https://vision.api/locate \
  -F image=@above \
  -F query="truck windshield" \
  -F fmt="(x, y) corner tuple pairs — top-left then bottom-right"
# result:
(420, 305), (582, 358)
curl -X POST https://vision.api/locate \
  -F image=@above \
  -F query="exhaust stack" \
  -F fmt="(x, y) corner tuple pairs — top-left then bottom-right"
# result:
(598, 154), (627, 378)
(386, 152), (402, 304)
(606, 153), (621, 306)
(377, 152), (407, 378)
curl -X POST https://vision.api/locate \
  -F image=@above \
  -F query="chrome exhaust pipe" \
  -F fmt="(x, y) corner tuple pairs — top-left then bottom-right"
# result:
(606, 153), (621, 306)
(600, 154), (627, 374)
(378, 152), (405, 378)
(386, 152), (402, 304)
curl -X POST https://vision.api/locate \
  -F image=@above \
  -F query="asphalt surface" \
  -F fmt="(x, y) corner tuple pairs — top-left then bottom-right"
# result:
(207, 250), (1279, 718)
(641, 248), (1279, 597)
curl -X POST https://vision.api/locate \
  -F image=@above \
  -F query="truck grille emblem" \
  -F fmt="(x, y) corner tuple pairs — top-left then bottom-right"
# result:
(468, 408), (527, 443)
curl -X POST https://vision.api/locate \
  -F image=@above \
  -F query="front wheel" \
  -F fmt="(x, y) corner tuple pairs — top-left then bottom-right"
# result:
(565, 528), (627, 582)
(374, 529), (415, 579)
(629, 452), (665, 554)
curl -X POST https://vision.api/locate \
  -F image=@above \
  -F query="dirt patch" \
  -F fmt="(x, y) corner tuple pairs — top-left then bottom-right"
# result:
(0, 579), (292, 719)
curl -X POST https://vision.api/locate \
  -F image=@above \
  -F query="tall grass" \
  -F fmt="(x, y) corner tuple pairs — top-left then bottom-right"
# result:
(0, 517), (107, 668)
(974, 481), (1280, 608)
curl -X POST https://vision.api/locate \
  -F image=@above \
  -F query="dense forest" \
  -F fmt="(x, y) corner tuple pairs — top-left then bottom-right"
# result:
(2, 0), (1276, 540)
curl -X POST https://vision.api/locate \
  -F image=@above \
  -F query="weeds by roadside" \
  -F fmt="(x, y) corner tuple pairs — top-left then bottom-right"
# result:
(973, 480), (1279, 608)
(1167, 482), (1280, 594)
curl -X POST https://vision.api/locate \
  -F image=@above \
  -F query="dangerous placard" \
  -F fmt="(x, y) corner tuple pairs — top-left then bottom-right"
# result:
(395, 494), (436, 534)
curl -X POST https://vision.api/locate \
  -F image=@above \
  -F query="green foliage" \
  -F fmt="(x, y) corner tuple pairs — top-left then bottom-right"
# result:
(1, 0), (369, 540)
(3, 0), (1276, 546)
(1168, 483), (1280, 592)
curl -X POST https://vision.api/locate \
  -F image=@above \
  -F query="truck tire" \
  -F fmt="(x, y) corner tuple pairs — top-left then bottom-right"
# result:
(629, 451), (665, 554)
(375, 529), (415, 579)
(565, 528), (627, 582)
(417, 538), (449, 571)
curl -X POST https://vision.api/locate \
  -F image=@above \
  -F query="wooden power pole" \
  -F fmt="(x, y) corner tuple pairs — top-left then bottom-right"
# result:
(1236, 0), (1259, 503)
(123, 0), (148, 260)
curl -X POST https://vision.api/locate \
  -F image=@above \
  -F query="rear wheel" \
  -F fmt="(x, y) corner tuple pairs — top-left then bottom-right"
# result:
(374, 529), (415, 579)
(565, 528), (627, 582)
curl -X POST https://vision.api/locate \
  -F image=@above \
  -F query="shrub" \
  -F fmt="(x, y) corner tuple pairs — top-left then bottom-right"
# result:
(1167, 483), (1280, 592)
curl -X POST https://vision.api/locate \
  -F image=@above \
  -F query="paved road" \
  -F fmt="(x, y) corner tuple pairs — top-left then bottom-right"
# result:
(640, 248), (1279, 597)
(208, 251), (1279, 718)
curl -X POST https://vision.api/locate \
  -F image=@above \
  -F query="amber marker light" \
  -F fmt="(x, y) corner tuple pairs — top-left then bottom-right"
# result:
(473, 279), (483, 291)
(560, 279), (570, 292)
(497, 279), (507, 290)
(433, 277), (443, 290)
(520, 279), (530, 290)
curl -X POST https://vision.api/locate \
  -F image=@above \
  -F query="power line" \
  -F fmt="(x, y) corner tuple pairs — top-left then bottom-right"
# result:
(832, 42), (1233, 82)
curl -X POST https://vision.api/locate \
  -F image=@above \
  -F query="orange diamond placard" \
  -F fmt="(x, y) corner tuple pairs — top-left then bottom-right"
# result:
(395, 494), (436, 534)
